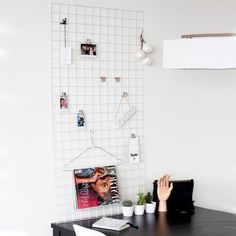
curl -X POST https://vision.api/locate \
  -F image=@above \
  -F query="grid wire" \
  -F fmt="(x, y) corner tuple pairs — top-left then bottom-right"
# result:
(51, 2), (144, 222)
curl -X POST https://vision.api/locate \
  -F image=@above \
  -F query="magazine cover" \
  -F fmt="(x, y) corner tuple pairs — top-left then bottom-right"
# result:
(74, 166), (119, 209)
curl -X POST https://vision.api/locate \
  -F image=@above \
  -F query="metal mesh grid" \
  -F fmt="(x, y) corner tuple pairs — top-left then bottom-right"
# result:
(51, 2), (144, 222)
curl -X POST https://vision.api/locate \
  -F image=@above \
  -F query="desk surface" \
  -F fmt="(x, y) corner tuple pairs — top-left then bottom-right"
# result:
(51, 207), (236, 236)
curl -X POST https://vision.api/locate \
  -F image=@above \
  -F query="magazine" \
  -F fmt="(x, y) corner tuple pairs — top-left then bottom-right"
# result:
(92, 217), (130, 231)
(74, 165), (119, 209)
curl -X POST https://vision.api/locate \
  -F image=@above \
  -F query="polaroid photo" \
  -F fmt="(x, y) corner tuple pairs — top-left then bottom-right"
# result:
(60, 92), (68, 110)
(80, 43), (97, 57)
(77, 110), (85, 127)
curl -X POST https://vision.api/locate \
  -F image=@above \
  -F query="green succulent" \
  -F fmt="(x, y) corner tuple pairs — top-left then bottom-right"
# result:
(122, 200), (133, 207)
(137, 192), (146, 205)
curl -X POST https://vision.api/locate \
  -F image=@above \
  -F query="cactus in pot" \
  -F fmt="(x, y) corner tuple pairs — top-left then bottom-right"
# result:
(122, 200), (134, 217)
(122, 200), (133, 207)
(146, 192), (152, 204)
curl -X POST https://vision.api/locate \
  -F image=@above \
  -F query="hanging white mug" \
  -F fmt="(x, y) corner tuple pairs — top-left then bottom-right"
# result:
(143, 43), (153, 53)
(142, 56), (153, 65)
(136, 49), (146, 60)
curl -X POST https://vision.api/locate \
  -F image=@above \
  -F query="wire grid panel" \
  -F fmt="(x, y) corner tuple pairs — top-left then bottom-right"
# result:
(51, 3), (144, 222)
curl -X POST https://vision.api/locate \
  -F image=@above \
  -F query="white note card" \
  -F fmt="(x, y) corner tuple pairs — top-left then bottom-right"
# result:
(129, 136), (140, 163)
(60, 47), (72, 64)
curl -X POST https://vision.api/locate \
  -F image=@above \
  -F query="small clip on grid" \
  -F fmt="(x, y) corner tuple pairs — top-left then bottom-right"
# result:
(100, 76), (107, 82)
(60, 18), (68, 48)
(122, 92), (128, 97)
(85, 39), (92, 44)
(115, 77), (121, 82)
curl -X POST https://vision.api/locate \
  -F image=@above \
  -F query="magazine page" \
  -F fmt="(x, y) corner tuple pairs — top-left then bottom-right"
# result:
(74, 165), (119, 209)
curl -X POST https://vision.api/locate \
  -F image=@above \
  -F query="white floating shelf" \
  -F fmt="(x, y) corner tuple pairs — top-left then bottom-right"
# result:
(163, 36), (236, 69)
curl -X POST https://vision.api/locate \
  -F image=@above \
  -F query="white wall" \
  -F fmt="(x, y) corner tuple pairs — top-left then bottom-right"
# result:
(0, 0), (236, 236)
(0, 1), (55, 236)
(143, 0), (236, 215)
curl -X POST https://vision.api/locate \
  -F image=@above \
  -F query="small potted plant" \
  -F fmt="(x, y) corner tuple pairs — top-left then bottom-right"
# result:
(134, 192), (146, 215)
(145, 192), (156, 214)
(122, 200), (134, 217)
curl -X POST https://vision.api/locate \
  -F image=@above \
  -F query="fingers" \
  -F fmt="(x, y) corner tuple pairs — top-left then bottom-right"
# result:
(158, 175), (164, 187)
(158, 174), (171, 188)
(164, 175), (169, 187)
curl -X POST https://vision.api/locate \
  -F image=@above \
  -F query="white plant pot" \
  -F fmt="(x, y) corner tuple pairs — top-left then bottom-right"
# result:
(134, 205), (145, 215)
(145, 202), (156, 214)
(122, 206), (134, 217)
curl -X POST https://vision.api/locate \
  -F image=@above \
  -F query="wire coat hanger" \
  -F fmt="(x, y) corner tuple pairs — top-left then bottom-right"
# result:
(63, 130), (122, 171)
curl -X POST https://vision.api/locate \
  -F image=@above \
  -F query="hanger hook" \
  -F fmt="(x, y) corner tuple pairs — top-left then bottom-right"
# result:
(140, 29), (145, 49)
(122, 92), (128, 97)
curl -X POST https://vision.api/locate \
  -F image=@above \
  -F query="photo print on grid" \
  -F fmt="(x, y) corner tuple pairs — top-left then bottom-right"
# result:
(77, 110), (85, 127)
(80, 43), (97, 56)
(60, 92), (68, 110)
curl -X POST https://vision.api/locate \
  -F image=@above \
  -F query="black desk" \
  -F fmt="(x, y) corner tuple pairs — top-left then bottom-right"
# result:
(51, 207), (236, 236)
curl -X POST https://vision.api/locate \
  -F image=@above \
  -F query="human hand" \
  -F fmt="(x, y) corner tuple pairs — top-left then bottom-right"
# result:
(157, 175), (173, 212)
(157, 175), (173, 201)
